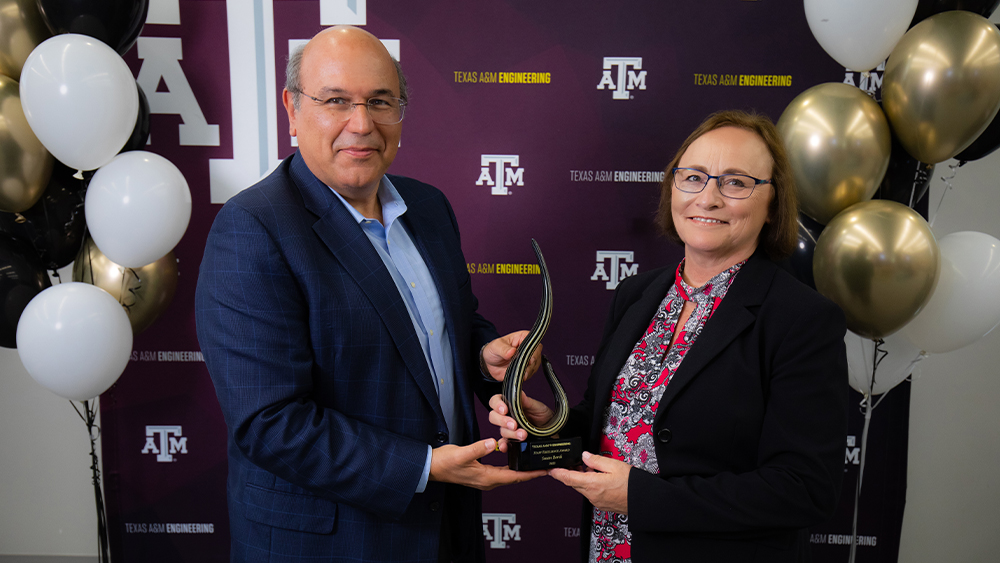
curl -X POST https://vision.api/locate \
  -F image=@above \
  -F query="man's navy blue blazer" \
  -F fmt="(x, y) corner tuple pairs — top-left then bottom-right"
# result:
(195, 151), (500, 562)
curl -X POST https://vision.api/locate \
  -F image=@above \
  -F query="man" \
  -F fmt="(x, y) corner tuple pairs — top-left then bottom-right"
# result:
(195, 26), (543, 563)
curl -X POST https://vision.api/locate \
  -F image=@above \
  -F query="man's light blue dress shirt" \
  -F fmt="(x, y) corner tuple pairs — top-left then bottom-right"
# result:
(329, 176), (454, 493)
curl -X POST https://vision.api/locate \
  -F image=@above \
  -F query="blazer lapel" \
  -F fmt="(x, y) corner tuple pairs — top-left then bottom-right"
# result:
(653, 253), (776, 424)
(589, 267), (675, 440)
(290, 155), (444, 421)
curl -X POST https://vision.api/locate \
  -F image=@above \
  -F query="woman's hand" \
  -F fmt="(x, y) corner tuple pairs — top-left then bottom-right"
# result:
(549, 452), (630, 515)
(487, 392), (554, 449)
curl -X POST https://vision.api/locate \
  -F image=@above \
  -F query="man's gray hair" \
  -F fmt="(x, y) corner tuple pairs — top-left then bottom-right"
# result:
(286, 43), (409, 110)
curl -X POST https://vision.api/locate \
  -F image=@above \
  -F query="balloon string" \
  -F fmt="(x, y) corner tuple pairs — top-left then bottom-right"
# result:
(41, 189), (52, 244)
(69, 399), (111, 562)
(871, 351), (926, 413)
(43, 177), (57, 284)
(85, 239), (95, 286)
(35, 186), (55, 277)
(848, 340), (926, 562)
(848, 390), (874, 563)
(870, 338), (886, 395)
(896, 351), (928, 394)
(799, 217), (818, 246)
(118, 268), (141, 315)
(929, 162), (962, 227)
(118, 271), (129, 308)
(848, 338), (885, 563)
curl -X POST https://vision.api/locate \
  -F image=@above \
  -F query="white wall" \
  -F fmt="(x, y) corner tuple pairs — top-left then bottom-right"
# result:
(0, 343), (98, 556)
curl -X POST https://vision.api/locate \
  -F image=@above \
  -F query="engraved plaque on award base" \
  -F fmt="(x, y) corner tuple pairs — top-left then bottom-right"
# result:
(507, 435), (582, 471)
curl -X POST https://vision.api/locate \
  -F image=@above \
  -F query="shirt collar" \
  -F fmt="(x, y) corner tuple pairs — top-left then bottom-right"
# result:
(327, 176), (408, 230)
(674, 258), (746, 303)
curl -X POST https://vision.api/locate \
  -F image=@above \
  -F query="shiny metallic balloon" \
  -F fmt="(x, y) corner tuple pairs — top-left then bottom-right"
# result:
(0, 0), (50, 80)
(883, 11), (1000, 164)
(0, 75), (53, 212)
(72, 238), (178, 334)
(777, 82), (890, 225)
(813, 200), (939, 339)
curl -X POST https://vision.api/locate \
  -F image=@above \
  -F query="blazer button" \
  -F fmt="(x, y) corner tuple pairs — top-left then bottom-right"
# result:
(657, 428), (672, 443)
(429, 501), (441, 512)
(436, 431), (448, 444)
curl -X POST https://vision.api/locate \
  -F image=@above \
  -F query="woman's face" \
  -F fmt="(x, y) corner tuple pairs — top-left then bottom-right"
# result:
(671, 126), (774, 266)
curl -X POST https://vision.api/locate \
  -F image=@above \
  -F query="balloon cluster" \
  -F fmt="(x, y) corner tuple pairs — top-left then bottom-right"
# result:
(785, 0), (1000, 397)
(0, 1), (193, 402)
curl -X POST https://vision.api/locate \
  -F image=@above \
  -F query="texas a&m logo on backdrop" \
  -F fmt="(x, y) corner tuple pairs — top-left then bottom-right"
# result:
(591, 251), (638, 290)
(141, 425), (188, 462)
(597, 57), (646, 99)
(476, 155), (525, 195)
(482, 513), (521, 548)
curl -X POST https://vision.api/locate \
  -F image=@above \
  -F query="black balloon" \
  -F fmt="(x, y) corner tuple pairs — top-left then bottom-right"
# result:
(37, 0), (149, 55)
(120, 82), (150, 153)
(778, 213), (824, 290)
(876, 134), (935, 207)
(0, 233), (51, 348)
(910, 0), (1000, 27)
(955, 116), (1000, 162)
(0, 162), (89, 270)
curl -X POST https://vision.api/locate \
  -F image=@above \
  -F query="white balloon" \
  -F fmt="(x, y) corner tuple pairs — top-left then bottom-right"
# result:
(901, 231), (1000, 353)
(19, 34), (138, 171)
(804, 0), (918, 72)
(85, 151), (192, 268)
(15, 283), (133, 401)
(845, 330), (925, 396)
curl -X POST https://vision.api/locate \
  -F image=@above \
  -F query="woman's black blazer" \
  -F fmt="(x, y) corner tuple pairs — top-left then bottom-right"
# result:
(565, 250), (849, 563)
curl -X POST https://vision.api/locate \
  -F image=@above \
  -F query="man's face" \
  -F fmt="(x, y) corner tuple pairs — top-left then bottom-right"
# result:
(285, 30), (401, 198)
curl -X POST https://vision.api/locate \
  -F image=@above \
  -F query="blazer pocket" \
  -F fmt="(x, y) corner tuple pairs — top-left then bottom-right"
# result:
(244, 483), (338, 534)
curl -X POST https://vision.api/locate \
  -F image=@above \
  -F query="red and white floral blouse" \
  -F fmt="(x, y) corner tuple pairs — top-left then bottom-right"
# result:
(590, 258), (746, 563)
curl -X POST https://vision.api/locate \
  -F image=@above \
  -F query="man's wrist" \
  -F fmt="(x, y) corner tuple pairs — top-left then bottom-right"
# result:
(479, 344), (490, 378)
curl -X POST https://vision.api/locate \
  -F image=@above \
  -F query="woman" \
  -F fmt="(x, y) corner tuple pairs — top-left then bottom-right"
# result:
(489, 110), (848, 562)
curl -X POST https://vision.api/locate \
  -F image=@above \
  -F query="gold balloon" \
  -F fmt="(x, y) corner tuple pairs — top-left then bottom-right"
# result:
(813, 200), (939, 339)
(883, 11), (1000, 164)
(0, 0), (50, 80)
(777, 82), (890, 225)
(0, 75), (52, 212)
(73, 238), (178, 334)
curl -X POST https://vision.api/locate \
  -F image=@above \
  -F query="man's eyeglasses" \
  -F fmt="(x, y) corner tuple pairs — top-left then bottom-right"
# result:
(292, 90), (407, 125)
(671, 167), (771, 200)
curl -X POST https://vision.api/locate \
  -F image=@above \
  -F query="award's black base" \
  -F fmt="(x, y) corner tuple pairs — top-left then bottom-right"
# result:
(507, 436), (582, 470)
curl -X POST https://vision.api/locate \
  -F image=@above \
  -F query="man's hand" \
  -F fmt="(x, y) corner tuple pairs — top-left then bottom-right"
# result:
(481, 330), (542, 382)
(488, 392), (554, 448)
(549, 452), (630, 515)
(429, 438), (546, 490)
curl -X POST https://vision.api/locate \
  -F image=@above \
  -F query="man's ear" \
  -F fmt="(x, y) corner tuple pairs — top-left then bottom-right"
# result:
(282, 89), (298, 137)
